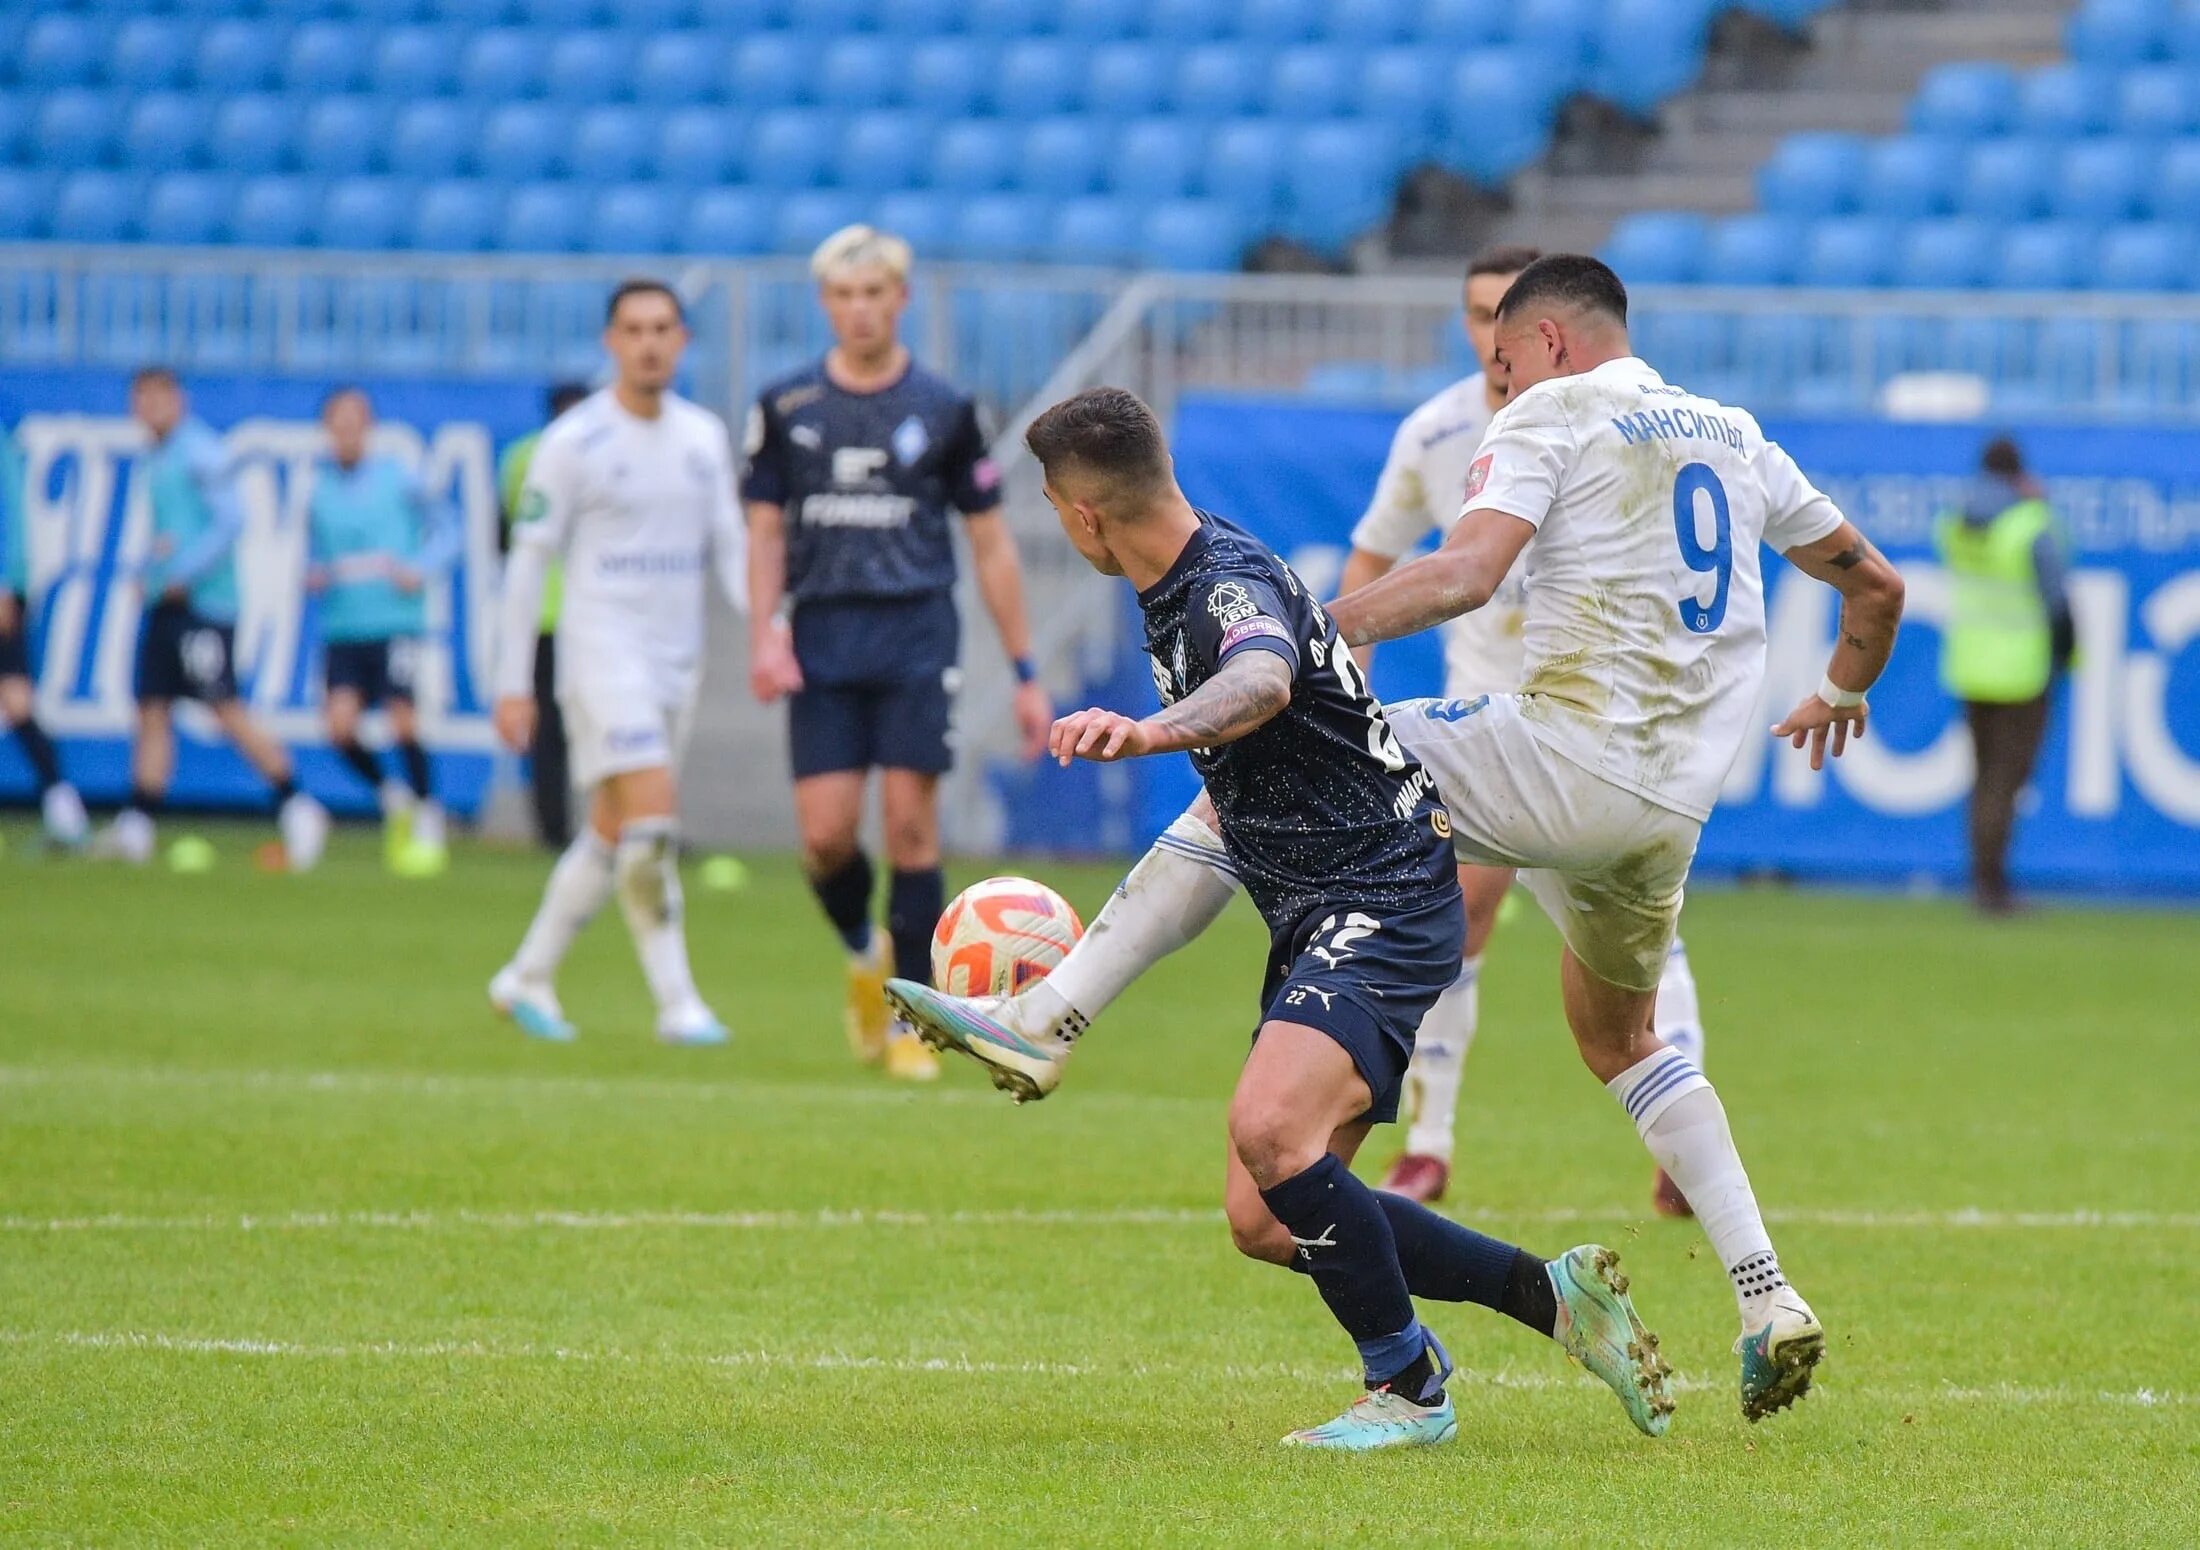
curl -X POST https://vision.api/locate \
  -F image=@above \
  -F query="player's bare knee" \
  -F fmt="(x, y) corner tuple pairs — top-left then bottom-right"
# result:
(802, 834), (859, 877)
(1227, 1101), (1321, 1190)
(616, 818), (681, 926)
(1225, 1200), (1296, 1265)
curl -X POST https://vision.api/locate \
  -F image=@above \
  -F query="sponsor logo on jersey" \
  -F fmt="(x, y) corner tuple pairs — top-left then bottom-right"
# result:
(789, 424), (822, 450)
(773, 383), (824, 416)
(891, 414), (929, 467)
(1464, 452), (1492, 502)
(1205, 579), (1259, 625)
(831, 447), (889, 486)
(1219, 616), (1288, 652)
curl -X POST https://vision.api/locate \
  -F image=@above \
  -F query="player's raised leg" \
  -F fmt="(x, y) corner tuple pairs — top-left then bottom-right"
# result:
(1382, 861), (1512, 1202)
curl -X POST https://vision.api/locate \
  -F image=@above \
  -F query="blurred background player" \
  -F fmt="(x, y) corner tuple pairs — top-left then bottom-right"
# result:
(1935, 435), (2073, 916)
(742, 226), (1050, 1081)
(305, 386), (461, 877)
(98, 368), (327, 870)
(488, 280), (746, 1047)
(1339, 243), (1710, 1211)
(0, 419), (88, 848)
(497, 382), (591, 851)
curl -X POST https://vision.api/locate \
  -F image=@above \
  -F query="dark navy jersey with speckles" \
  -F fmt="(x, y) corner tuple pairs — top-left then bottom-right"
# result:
(1137, 512), (1455, 931)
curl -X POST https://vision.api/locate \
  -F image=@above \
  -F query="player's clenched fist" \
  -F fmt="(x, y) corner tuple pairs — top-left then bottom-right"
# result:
(1049, 707), (1150, 766)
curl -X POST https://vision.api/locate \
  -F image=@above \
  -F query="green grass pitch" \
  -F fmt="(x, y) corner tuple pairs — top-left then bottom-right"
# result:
(1, 822), (2194, 1545)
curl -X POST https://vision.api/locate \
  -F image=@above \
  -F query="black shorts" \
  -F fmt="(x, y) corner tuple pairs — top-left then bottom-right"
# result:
(788, 671), (957, 779)
(134, 600), (238, 704)
(324, 637), (420, 708)
(0, 590), (27, 680)
(1256, 884), (1467, 1126)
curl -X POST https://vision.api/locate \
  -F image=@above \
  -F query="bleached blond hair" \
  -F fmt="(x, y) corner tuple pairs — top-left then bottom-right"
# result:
(810, 224), (913, 283)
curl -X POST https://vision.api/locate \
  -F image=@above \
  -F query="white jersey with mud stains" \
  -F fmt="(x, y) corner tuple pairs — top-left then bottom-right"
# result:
(1469, 356), (1844, 821)
(1349, 372), (1528, 695)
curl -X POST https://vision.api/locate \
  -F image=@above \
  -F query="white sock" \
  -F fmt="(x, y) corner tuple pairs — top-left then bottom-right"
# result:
(1016, 810), (1238, 1041)
(1402, 954), (1479, 1161)
(378, 776), (415, 817)
(1653, 937), (1706, 1069)
(412, 801), (446, 849)
(512, 828), (614, 983)
(1606, 1045), (1785, 1326)
(614, 817), (699, 1016)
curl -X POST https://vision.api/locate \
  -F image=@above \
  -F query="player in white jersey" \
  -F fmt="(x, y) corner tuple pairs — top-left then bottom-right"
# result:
(487, 280), (747, 1047)
(889, 258), (1907, 1423)
(1345, 247), (1711, 1208)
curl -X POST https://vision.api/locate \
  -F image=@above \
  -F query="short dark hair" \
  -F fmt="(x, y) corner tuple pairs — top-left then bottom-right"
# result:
(1024, 387), (1170, 500)
(1494, 254), (1629, 327)
(547, 382), (590, 418)
(130, 364), (179, 392)
(1981, 436), (2025, 479)
(606, 278), (684, 326)
(319, 384), (368, 415)
(1468, 243), (1542, 281)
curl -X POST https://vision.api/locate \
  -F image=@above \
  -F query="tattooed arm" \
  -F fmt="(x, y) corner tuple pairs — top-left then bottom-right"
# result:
(1769, 520), (1909, 769)
(1048, 650), (1294, 765)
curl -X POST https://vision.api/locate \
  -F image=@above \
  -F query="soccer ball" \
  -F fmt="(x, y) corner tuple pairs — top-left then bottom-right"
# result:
(931, 876), (1084, 998)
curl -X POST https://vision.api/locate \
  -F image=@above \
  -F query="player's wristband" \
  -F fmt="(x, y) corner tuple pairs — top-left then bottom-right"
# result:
(1012, 656), (1038, 685)
(1818, 675), (1867, 710)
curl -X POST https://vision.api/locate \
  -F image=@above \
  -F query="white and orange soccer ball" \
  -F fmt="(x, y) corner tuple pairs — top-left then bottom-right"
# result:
(930, 876), (1085, 998)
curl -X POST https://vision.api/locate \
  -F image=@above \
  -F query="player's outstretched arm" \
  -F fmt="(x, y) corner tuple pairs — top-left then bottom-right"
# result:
(1328, 508), (1534, 650)
(1049, 651), (1293, 766)
(1770, 520), (1908, 770)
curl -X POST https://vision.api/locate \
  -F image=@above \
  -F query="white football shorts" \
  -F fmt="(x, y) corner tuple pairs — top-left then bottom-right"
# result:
(560, 665), (699, 791)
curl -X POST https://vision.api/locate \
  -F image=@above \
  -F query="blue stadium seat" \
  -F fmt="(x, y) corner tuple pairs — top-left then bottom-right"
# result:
(1996, 221), (2092, 289)
(1147, 0), (1229, 45)
(1174, 44), (1266, 120)
(953, 193), (1049, 259)
(1440, 50), (1568, 184)
(2056, 138), (2153, 221)
(1057, 0), (1143, 41)
(1957, 138), (2054, 221)
(1236, 0), (1323, 45)
(51, 171), (142, 243)
(1285, 122), (1391, 250)
(996, 42), (1083, 118)
(2066, 0), (2168, 67)
(197, 20), (286, 92)
(459, 29), (550, 100)
(230, 176), (317, 247)
(371, 27), (456, 97)
(1089, 44), (1172, 116)
(728, 34), (817, 110)
(0, 169), (56, 240)
(746, 109), (835, 190)
(519, 0), (616, 28)
(634, 33), (718, 105)
(1054, 195), (1140, 265)
(1899, 217), (1996, 289)
(876, 0), (961, 36)
(835, 111), (934, 193)
(409, 180), (497, 252)
(2095, 221), (2188, 289)
(19, 16), (104, 89)
(319, 177), (413, 250)
(34, 91), (121, 171)
(656, 108), (746, 184)
(299, 97), (394, 177)
(907, 39), (991, 118)
(122, 94), (213, 174)
(587, 183), (677, 255)
(208, 96), (300, 176)
(1796, 217), (1899, 288)
(619, 0), (696, 27)
(1857, 136), (1963, 219)
(1756, 132), (1866, 218)
(1357, 50), (1447, 153)
(2172, 9), (2200, 62)
(817, 37), (903, 110)
(931, 119), (1017, 191)
(111, 19), (197, 91)
(773, 0), (872, 38)
(1205, 117), (1290, 219)
(1018, 116), (1110, 197)
(2153, 139), (2200, 220)
(1112, 118), (1204, 201)
(570, 107), (654, 183)
(964, 0), (1047, 37)
(501, 182), (586, 252)
(1589, 0), (1718, 118)
(1514, 0), (1602, 69)
(681, 186), (772, 255)
(2118, 65), (2199, 135)
(1268, 47), (1354, 121)
(775, 190), (864, 256)
(1142, 198), (1241, 270)
(1321, 0), (1413, 43)
(284, 23), (371, 95)
(2014, 64), (2119, 137)
(0, 91), (27, 165)
(143, 172), (234, 245)
(1602, 211), (1709, 283)
(872, 190), (954, 256)
(1421, 0), (1508, 47)
(389, 102), (480, 179)
(545, 31), (636, 104)
(1700, 213), (1801, 285)
(479, 104), (567, 181)
(1909, 62), (2018, 138)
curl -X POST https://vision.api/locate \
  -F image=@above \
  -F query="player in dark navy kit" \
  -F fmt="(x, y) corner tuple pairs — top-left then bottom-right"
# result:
(887, 388), (1674, 1450)
(742, 226), (1050, 1082)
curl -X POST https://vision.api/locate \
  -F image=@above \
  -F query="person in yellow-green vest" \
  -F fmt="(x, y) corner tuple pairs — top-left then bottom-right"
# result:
(497, 383), (589, 849)
(1934, 437), (2075, 915)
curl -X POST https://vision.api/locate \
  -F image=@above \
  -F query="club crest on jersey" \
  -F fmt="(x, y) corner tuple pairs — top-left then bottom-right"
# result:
(1206, 580), (1259, 626)
(892, 415), (929, 467)
(1464, 452), (1493, 502)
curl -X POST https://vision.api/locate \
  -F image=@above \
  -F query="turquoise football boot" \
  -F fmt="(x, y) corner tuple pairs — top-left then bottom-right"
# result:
(884, 978), (1069, 1102)
(1738, 1294), (1824, 1422)
(1282, 1334), (1458, 1451)
(489, 966), (576, 1043)
(1550, 1245), (1677, 1437)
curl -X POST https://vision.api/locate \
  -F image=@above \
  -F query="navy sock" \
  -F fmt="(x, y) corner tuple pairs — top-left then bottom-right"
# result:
(396, 738), (432, 801)
(12, 716), (61, 793)
(808, 850), (875, 956)
(335, 738), (384, 793)
(887, 867), (946, 986)
(1376, 1194), (1558, 1338)
(271, 774), (299, 807)
(1258, 1153), (1427, 1389)
(128, 783), (164, 817)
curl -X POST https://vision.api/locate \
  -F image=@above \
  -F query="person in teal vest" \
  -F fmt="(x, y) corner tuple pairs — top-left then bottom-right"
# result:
(307, 386), (462, 877)
(1933, 437), (2074, 915)
(0, 420), (89, 847)
(99, 368), (330, 870)
(495, 381), (589, 850)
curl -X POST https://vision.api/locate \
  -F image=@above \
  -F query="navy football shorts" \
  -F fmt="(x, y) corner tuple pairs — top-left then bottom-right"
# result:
(788, 669), (957, 779)
(1256, 884), (1467, 1126)
(324, 637), (420, 708)
(134, 600), (238, 704)
(0, 590), (28, 680)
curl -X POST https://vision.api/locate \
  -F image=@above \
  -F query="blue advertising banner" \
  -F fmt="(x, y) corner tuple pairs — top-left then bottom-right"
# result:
(0, 369), (548, 817)
(1085, 395), (2200, 897)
